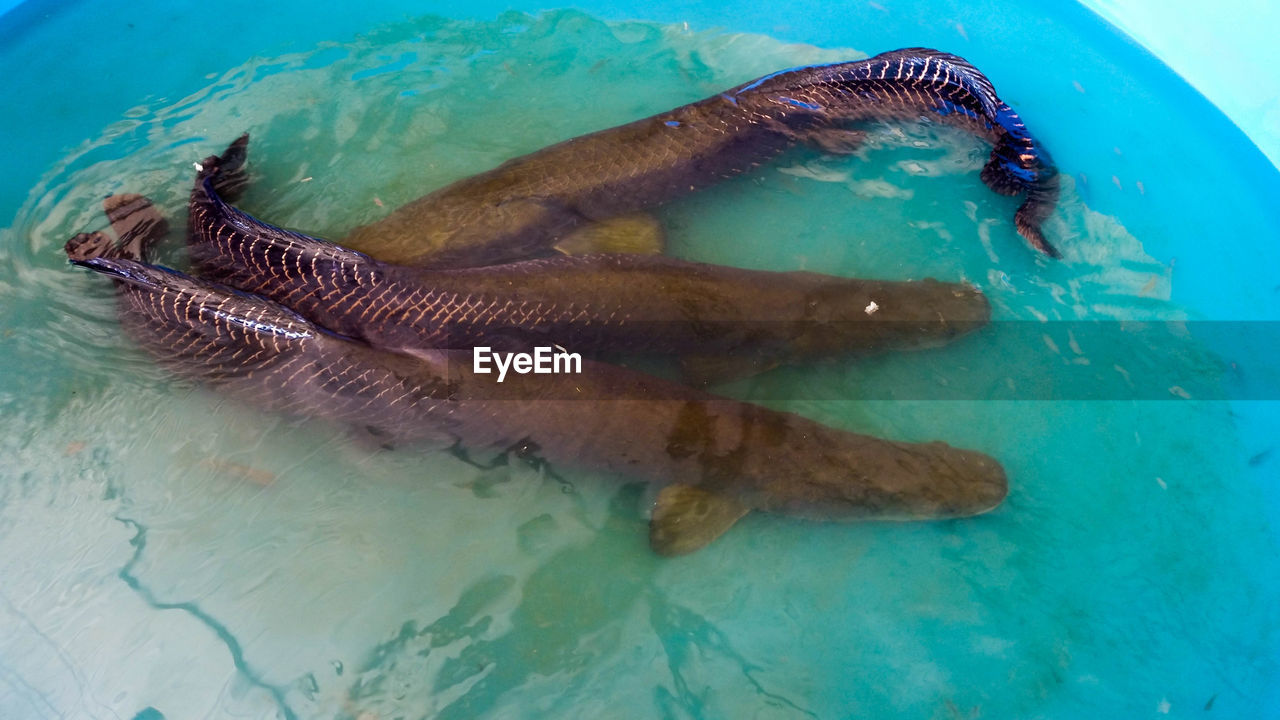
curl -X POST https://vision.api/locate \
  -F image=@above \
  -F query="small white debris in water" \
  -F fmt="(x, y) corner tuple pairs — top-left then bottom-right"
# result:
(193, 161), (204, 172)
(300, 177), (313, 183)
(1156, 477), (1167, 490)
(1157, 698), (1171, 714)
(865, 301), (879, 315)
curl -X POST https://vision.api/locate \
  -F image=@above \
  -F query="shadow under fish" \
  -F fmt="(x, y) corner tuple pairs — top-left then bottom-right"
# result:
(337, 47), (1060, 266)
(188, 136), (991, 384)
(67, 197), (1007, 556)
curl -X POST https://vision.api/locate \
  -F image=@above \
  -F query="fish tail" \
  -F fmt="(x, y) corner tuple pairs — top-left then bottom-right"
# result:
(1014, 173), (1062, 258)
(759, 48), (1063, 258)
(65, 231), (118, 263)
(65, 193), (169, 266)
(103, 193), (169, 263)
(979, 102), (1061, 257)
(894, 55), (1062, 257)
(197, 133), (251, 201)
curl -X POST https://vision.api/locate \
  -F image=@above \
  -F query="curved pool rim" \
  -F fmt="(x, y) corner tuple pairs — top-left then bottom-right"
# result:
(1, 1), (1278, 718)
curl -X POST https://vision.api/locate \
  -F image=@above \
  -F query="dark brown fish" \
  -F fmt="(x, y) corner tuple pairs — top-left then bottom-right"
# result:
(67, 199), (1007, 555)
(339, 47), (1060, 265)
(188, 139), (989, 382)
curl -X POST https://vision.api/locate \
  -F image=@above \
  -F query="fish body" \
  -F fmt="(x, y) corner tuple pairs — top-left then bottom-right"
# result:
(189, 141), (989, 376)
(67, 213), (1007, 555)
(341, 47), (1059, 265)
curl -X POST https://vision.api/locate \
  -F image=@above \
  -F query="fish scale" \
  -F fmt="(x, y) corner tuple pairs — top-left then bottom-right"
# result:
(188, 156), (991, 369)
(66, 219), (1008, 555)
(338, 48), (1058, 265)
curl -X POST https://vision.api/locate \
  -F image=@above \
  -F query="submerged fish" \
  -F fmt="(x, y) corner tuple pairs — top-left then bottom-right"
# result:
(67, 200), (1007, 555)
(340, 47), (1060, 265)
(187, 138), (990, 382)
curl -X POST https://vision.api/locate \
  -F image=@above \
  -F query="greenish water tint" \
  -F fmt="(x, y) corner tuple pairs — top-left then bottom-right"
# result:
(1, 7), (1278, 720)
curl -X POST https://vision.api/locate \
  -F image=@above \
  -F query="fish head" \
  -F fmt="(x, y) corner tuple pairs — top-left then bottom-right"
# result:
(874, 440), (1009, 519)
(887, 279), (991, 335)
(816, 278), (992, 355)
(762, 434), (1008, 522)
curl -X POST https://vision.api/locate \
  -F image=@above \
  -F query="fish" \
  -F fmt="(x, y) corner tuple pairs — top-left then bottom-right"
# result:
(66, 199), (1008, 555)
(186, 138), (990, 383)
(337, 47), (1060, 266)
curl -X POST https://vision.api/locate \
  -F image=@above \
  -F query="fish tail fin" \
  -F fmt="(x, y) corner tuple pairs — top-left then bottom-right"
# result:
(197, 133), (251, 201)
(1014, 174), (1062, 259)
(65, 231), (118, 263)
(979, 103), (1062, 257)
(979, 154), (1023, 197)
(859, 50), (1063, 257)
(103, 193), (169, 263)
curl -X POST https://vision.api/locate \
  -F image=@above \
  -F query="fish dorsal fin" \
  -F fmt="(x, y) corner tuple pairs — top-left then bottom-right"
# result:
(553, 213), (666, 256)
(649, 484), (750, 556)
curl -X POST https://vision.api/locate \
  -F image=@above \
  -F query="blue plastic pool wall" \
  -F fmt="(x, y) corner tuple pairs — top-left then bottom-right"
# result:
(2, 1), (1279, 717)
(1079, 0), (1280, 169)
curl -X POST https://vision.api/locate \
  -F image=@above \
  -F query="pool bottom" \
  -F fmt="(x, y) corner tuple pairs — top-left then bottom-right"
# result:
(0, 7), (1278, 720)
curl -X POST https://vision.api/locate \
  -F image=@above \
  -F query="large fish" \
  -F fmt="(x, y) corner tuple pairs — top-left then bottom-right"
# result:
(67, 198), (1007, 555)
(188, 138), (990, 382)
(340, 47), (1060, 266)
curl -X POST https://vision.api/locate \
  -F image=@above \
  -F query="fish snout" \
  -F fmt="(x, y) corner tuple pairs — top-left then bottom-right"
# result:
(924, 442), (1008, 517)
(927, 280), (991, 324)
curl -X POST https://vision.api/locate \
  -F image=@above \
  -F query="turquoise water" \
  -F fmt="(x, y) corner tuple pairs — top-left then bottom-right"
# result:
(2, 3), (1279, 720)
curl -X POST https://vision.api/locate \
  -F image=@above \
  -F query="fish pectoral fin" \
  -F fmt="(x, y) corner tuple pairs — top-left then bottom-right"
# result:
(806, 127), (867, 155)
(649, 484), (750, 556)
(553, 213), (666, 256)
(679, 354), (781, 387)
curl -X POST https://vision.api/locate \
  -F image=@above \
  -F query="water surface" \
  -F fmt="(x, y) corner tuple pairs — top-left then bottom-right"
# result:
(1, 7), (1278, 720)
